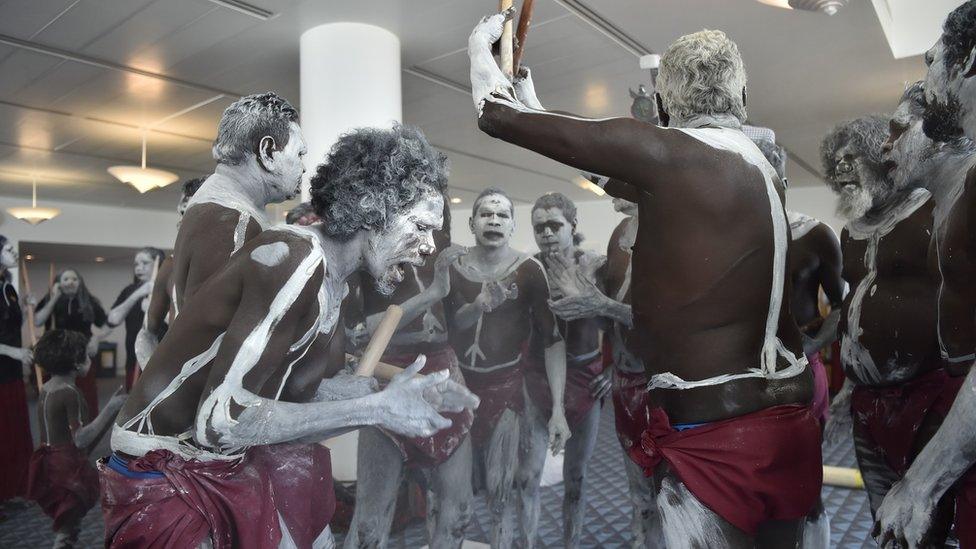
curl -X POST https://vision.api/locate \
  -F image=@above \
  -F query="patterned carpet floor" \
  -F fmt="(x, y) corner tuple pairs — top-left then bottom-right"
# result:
(0, 379), (875, 548)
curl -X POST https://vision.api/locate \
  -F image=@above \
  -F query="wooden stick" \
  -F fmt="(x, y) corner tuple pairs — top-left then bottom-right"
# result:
(512, 0), (535, 75)
(499, 0), (515, 79)
(132, 257), (162, 386)
(354, 304), (403, 377)
(823, 465), (864, 489)
(48, 263), (55, 330)
(20, 259), (43, 394)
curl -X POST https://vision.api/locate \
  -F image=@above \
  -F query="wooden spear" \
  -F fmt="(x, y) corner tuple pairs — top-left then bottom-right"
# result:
(354, 304), (404, 377)
(132, 257), (161, 386)
(512, 0), (535, 76)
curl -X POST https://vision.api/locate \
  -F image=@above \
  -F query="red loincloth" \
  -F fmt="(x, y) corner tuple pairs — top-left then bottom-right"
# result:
(850, 367), (976, 547)
(461, 359), (524, 445)
(629, 404), (822, 535)
(27, 444), (100, 531)
(0, 378), (33, 501)
(808, 351), (830, 425)
(523, 352), (604, 428)
(611, 368), (651, 458)
(380, 346), (473, 468)
(99, 443), (335, 549)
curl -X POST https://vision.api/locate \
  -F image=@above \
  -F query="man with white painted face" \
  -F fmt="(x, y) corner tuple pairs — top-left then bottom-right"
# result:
(874, 4), (976, 546)
(440, 188), (569, 548)
(344, 201), (476, 549)
(531, 194), (664, 549)
(469, 14), (818, 547)
(517, 192), (605, 549)
(99, 125), (479, 549)
(172, 93), (305, 309)
(821, 90), (965, 546)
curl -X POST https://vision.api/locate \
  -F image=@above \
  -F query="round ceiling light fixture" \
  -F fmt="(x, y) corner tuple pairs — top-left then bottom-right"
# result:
(108, 131), (178, 193)
(7, 176), (60, 225)
(757, 0), (848, 15)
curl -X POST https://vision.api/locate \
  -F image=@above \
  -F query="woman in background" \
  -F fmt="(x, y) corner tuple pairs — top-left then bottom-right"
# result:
(35, 268), (108, 415)
(0, 234), (34, 515)
(108, 247), (164, 390)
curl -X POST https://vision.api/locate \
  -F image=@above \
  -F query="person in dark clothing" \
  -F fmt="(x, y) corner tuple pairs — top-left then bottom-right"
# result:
(108, 247), (166, 390)
(35, 269), (109, 414)
(0, 234), (34, 512)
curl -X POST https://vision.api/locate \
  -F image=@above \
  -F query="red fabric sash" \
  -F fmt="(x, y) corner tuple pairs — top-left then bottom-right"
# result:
(27, 444), (99, 531)
(629, 404), (822, 535)
(100, 443), (334, 548)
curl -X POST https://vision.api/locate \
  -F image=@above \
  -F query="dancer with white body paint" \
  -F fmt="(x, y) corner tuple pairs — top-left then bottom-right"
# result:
(440, 188), (569, 549)
(135, 177), (206, 368)
(517, 192), (606, 549)
(545, 196), (665, 548)
(172, 93), (303, 311)
(820, 87), (974, 548)
(345, 202), (477, 549)
(874, 4), (976, 546)
(753, 135), (843, 429)
(470, 14), (820, 547)
(98, 125), (479, 549)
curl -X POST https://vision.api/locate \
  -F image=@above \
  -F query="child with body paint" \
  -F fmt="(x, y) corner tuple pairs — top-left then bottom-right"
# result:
(27, 329), (126, 549)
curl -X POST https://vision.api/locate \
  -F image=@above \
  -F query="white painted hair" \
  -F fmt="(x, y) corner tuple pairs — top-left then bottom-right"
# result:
(657, 29), (747, 125)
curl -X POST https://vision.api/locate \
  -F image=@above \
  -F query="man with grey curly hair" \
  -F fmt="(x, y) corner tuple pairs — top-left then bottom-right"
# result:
(172, 92), (305, 311)
(468, 12), (819, 548)
(820, 115), (893, 221)
(820, 84), (976, 549)
(101, 125), (479, 549)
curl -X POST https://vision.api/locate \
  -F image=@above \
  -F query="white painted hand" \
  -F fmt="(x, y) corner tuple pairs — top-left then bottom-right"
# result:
(106, 387), (128, 411)
(50, 283), (62, 301)
(86, 338), (99, 358)
(133, 281), (153, 300)
(377, 355), (453, 437)
(548, 411), (571, 455)
(476, 281), (517, 313)
(873, 478), (936, 549)
(589, 370), (612, 400)
(548, 289), (607, 322)
(422, 375), (480, 414)
(469, 8), (518, 113)
(11, 346), (33, 366)
(429, 246), (467, 299)
(513, 66), (544, 110)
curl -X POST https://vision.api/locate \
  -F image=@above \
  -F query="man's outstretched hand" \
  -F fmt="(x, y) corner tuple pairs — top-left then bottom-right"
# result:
(377, 355), (479, 438)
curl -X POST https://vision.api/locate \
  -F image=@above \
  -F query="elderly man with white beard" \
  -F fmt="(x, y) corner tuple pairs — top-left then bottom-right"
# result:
(874, 2), (976, 546)
(822, 84), (974, 548)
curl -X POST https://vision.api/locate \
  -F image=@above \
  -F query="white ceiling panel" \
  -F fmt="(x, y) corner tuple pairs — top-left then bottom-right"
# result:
(0, 0), (80, 39)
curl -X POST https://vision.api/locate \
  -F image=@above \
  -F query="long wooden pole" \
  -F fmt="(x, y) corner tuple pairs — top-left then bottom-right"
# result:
(20, 259), (43, 393)
(354, 305), (403, 377)
(512, 0), (535, 75)
(499, 0), (515, 79)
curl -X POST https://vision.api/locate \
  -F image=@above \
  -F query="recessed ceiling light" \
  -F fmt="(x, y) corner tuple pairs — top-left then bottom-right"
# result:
(24, 254), (33, 261)
(576, 176), (606, 197)
(450, 197), (462, 204)
(95, 257), (105, 263)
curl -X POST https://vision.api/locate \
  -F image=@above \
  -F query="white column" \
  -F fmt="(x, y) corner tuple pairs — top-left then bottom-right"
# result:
(299, 22), (402, 480)
(299, 22), (402, 201)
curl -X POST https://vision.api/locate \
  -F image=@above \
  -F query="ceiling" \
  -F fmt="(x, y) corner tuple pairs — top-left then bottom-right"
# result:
(0, 0), (941, 210)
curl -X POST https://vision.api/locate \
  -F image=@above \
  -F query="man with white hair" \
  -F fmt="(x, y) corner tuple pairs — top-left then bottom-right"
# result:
(468, 14), (820, 547)
(173, 92), (305, 308)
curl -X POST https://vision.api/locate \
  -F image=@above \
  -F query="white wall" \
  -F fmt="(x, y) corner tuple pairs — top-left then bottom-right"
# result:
(786, 185), (844, 233)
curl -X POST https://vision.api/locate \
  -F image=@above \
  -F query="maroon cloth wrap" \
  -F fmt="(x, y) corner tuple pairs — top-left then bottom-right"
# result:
(523, 352), (604, 428)
(851, 368), (964, 476)
(381, 346), (473, 468)
(461, 359), (524, 445)
(27, 444), (100, 531)
(0, 378), (33, 501)
(611, 369), (651, 457)
(850, 368), (976, 547)
(629, 404), (822, 535)
(99, 443), (334, 549)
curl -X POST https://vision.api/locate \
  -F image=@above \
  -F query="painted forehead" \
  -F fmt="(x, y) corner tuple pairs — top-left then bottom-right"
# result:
(475, 195), (513, 213)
